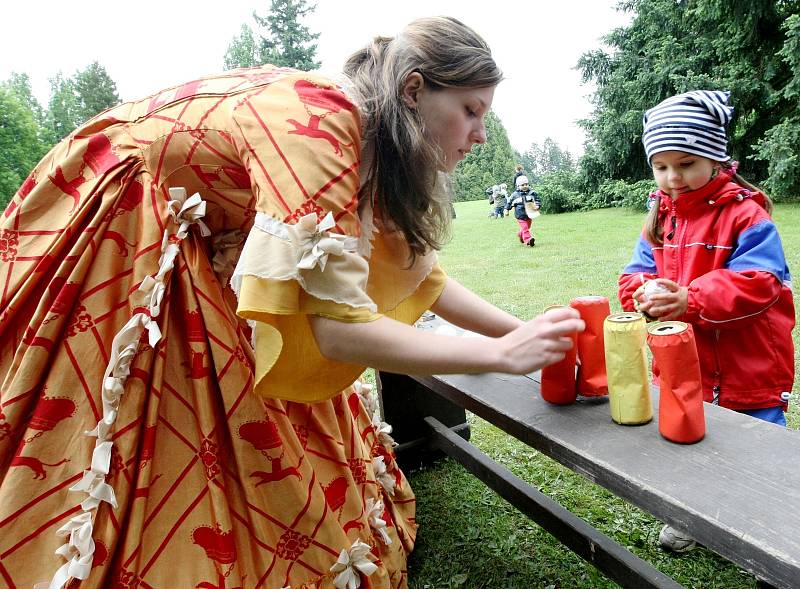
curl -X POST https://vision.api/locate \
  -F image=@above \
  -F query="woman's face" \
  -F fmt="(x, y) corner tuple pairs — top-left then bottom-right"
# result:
(651, 151), (717, 198)
(403, 74), (495, 172)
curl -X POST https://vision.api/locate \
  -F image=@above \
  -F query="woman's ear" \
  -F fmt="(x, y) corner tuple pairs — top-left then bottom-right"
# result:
(401, 72), (425, 108)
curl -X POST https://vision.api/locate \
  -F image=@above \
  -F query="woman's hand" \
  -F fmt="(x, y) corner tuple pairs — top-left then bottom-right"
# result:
(494, 307), (584, 374)
(635, 278), (688, 321)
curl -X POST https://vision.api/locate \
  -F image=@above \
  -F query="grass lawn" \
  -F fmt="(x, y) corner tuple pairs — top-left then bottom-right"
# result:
(404, 199), (800, 589)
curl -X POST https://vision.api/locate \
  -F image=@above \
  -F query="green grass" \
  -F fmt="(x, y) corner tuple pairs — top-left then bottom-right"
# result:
(404, 200), (800, 589)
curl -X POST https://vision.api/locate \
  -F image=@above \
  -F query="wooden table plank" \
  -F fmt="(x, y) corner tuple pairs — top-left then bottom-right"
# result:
(410, 367), (800, 588)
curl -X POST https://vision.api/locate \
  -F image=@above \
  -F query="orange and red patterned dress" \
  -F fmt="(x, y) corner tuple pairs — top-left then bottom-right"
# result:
(0, 66), (445, 588)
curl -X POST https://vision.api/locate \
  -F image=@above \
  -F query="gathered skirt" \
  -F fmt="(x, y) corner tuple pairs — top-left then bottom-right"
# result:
(0, 143), (415, 588)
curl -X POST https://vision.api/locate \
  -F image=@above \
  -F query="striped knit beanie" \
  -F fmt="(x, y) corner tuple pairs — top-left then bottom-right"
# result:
(642, 90), (733, 162)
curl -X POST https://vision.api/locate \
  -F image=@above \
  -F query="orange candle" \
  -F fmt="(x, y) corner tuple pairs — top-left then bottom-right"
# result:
(646, 321), (705, 444)
(570, 295), (610, 397)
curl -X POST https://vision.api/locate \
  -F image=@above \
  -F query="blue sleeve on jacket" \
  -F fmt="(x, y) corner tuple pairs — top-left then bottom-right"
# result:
(727, 219), (792, 282)
(622, 236), (657, 274)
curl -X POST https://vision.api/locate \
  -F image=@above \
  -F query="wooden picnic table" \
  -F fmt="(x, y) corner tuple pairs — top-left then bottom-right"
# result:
(378, 319), (800, 589)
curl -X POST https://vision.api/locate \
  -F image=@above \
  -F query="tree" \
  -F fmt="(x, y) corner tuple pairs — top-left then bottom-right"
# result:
(753, 13), (800, 197)
(0, 87), (42, 208)
(45, 63), (121, 140)
(45, 72), (82, 140)
(451, 111), (517, 201)
(577, 0), (800, 197)
(3, 72), (54, 148)
(224, 24), (260, 69)
(74, 61), (120, 122)
(224, 0), (320, 71)
(520, 138), (575, 184)
(5, 72), (46, 126)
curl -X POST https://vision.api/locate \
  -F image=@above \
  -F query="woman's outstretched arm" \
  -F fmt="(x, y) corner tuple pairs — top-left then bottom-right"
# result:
(430, 277), (523, 337)
(309, 305), (583, 376)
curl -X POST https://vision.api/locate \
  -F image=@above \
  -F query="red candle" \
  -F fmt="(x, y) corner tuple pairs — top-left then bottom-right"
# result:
(646, 321), (705, 444)
(540, 305), (578, 404)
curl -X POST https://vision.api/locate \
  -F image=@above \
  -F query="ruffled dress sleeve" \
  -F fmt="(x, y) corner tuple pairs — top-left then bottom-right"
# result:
(230, 71), (445, 402)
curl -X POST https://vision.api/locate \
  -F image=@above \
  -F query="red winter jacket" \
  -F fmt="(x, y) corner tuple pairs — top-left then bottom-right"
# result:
(619, 171), (795, 411)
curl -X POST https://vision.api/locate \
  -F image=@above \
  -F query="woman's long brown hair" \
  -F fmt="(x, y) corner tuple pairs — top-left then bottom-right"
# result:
(344, 17), (502, 261)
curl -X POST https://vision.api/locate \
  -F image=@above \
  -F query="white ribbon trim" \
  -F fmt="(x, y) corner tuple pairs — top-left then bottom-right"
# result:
(41, 188), (209, 589)
(354, 381), (396, 448)
(354, 381), (378, 417)
(372, 456), (395, 497)
(35, 512), (96, 588)
(168, 187), (211, 240)
(329, 539), (378, 589)
(366, 497), (392, 545)
(373, 415), (397, 449)
(253, 211), (358, 272)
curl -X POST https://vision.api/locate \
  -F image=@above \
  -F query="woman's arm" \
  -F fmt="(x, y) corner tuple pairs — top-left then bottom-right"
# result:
(430, 277), (522, 337)
(308, 306), (583, 376)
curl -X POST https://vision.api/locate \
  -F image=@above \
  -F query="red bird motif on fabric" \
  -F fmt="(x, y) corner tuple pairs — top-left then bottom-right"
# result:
(286, 80), (355, 157)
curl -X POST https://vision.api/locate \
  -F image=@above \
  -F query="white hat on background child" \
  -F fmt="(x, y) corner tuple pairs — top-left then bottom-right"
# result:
(515, 175), (529, 189)
(642, 90), (733, 162)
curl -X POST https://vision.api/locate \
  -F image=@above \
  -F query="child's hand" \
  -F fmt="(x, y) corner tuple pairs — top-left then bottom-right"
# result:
(637, 279), (688, 321)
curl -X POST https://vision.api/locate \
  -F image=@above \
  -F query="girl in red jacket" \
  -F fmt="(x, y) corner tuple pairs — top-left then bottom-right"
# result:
(618, 90), (796, 551)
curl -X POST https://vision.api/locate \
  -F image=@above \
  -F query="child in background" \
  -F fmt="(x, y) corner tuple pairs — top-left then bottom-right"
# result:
(513, 163), (526, 188)
(618, 90), (795, 553)
(506, 175), (541, 246)
(486, 184), (498, 217)
(493, 183), (509, 218)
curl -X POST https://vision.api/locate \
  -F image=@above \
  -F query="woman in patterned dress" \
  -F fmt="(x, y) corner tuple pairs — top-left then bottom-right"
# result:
(0, 16), (582, 589)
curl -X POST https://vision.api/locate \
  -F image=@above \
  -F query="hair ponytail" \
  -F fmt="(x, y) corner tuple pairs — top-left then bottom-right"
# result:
(720, 161), (773, 214)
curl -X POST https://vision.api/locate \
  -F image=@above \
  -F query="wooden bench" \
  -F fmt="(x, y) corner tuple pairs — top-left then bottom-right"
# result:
(378, 320), (800, 589)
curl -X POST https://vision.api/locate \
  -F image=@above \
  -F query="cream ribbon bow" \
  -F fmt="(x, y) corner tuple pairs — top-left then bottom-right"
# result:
(372, 456), (396, 496)
(289, 212), (352, 271)
(366, 497), (392, 545)
(167, 187), (211, 240)
(330, 539), (378, 589)
(354, 381), (378, 417)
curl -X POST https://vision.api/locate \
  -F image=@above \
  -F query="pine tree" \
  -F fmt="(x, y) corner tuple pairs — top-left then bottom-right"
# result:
(224, 0), (320, 71)
(74, 61), (120, 122)
(45, 63), (121, 140)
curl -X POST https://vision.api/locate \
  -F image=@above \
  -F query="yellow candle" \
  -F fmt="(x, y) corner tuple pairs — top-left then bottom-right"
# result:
(603, 313), (653, 425)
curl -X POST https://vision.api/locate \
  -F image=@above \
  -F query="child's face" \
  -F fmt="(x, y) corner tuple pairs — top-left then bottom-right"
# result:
(519, 183), (529, 192)
(651, 151), (717, 198)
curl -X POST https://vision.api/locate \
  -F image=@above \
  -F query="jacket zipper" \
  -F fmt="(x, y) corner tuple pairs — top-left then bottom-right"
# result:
(711, 329), (722, 405)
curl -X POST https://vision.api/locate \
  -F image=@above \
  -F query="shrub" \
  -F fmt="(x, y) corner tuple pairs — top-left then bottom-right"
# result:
(582, 179), (656, 211)
(536, 170), (583, 214)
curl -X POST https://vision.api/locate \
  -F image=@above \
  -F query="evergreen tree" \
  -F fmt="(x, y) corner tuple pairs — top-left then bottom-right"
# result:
(5, 72), (46, 127)
(224, 24), (260, 69)
(45, 63), (121, 140)
(74, 61), (120, 122)
(46, 72), (83, 140)
(3, 72), (54, 149)
(520, 138), (575, 185)
(577, 0), (800, 197)
(0, 86), (42, 208)
(224, 0), (320, 71)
